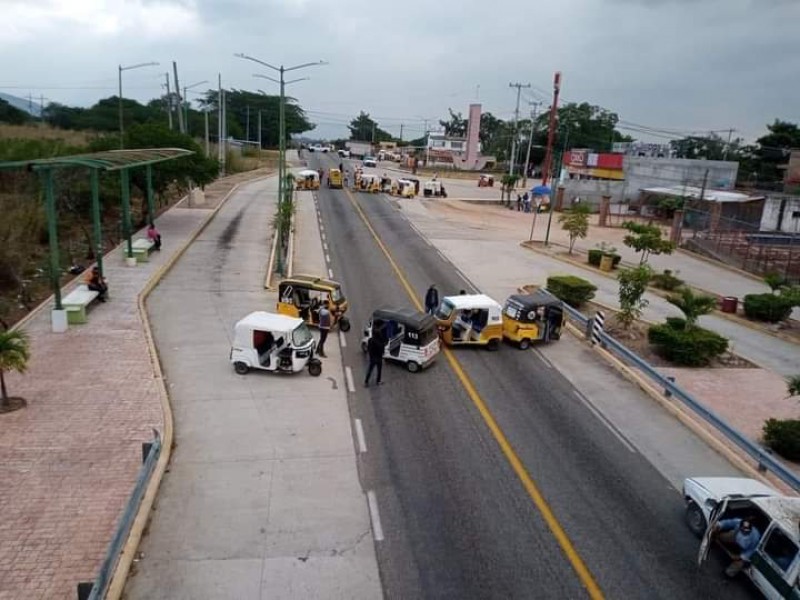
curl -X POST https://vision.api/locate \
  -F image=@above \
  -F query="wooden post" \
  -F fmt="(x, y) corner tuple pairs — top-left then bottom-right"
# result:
(598, 195), (611, 227)
(554, 186), (565, 211)
(670, 209), (684, 246)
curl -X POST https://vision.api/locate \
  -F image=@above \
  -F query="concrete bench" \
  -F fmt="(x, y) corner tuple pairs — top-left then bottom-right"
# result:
(62, 284), (100, 324)
(123, 238), (156, 263)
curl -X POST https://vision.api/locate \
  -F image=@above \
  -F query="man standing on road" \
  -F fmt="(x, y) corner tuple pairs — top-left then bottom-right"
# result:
(317, 300), (331, 358)
(424, 284), (439, 315)
(365, 324), (388, 387)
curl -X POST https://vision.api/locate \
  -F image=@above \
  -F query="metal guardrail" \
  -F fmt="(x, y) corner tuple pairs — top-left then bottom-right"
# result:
(78, 432), (162, 600)
(561, 301), (800, 492)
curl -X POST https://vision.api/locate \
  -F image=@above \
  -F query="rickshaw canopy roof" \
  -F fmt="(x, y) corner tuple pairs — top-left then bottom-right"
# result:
(329, 168), (341, 174)
(281, 274), (342, 291)
(372, 307), (435, 330)
(235, 311), (302, 335)
(298, 169), (319, 178)
(443, 294), (502, 311)
(508, 290), (563, 310)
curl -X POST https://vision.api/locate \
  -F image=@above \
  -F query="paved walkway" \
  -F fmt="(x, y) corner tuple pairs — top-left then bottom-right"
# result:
(396, 196), (799, 478)
(126, 175), (381, 599)
(0, 209), (214, 600)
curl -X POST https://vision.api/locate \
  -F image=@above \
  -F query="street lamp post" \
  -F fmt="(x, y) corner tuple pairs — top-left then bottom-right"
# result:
(235, 53), (326, 276)
(183, 80), (209, 136)
(118, 61), (159, 149)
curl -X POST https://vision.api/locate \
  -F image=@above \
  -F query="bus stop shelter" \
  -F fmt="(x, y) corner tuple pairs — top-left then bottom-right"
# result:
(0, 148), (193, 329)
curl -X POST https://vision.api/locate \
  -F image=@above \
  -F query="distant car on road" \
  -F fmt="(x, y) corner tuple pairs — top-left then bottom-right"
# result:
(363, 156), (377, 167)
(338, 149), (351, 158)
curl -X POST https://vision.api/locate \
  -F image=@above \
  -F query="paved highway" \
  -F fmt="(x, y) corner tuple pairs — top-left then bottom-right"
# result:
(309, 153), (755, 599)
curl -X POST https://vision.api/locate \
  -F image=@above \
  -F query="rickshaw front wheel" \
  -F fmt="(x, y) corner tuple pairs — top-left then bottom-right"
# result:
(518, 338), (531, 350)
(234, 361), (249, 375)
(339, 317), (351, 332)
(308, 361), (322, 377)
(406, 361), (421, 373)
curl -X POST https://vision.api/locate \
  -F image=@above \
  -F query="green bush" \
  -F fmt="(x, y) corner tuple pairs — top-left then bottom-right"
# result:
(588, 249), (622, 268)
(651, 269), (684, 291)
(763, 419), (800, 462)
(546, 275), (597, 307)
(743, 293), (793, 323)
(647, 320), (729, 366)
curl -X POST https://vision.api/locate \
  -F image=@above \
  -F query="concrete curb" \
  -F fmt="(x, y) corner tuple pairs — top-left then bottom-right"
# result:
(519, 240), (799, 346)
(562, 321), (789, 493)
(106, 173), (275, 599)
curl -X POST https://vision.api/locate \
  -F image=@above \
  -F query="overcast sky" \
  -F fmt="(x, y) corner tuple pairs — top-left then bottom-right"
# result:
(0, 0), (797, 144)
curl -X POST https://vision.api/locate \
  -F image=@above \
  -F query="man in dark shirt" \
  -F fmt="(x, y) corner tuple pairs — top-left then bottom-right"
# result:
(365, 324), (388, 387)
(317, 300), (331, 357)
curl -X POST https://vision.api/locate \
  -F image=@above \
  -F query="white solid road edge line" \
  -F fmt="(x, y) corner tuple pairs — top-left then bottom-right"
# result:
(367, 490), (384, 541)
(339, 330), (347, 348)
(355, 418), (367, 453)
(574, 390), (637, 453)
(345, 366), (356, 393)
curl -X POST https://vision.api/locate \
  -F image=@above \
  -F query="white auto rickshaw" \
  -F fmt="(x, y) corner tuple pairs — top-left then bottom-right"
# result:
(230, 311), (322, 377)
(361, 307), (440, 372)
(396, 179), (416, 198)
(423, 180), (445, 198)
(296, 169), (320, 191)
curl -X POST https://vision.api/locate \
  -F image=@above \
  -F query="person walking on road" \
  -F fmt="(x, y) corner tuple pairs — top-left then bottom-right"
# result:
(424, 284), (439, 315)
(364, 323), (388, 387)
(317, 300), (331, 357)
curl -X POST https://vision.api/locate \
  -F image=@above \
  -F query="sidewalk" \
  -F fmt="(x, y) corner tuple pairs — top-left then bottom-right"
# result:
(125, 176), (381, 599)
(397, 196), (799, 474)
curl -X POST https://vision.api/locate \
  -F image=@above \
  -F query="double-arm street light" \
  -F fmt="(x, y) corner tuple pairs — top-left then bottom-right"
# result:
(234, 53), (326, 274)
(118, 61), (159, 149)
(183, 80), (209, 136)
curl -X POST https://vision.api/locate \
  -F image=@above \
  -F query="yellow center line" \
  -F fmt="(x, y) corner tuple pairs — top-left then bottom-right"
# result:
(342, 187), (604, 600)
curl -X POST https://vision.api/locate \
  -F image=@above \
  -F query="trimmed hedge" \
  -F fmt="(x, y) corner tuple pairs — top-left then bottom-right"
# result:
(546, 275), (597, 308)
(763, 419), (800, 462)
(743, 293), (794, 323)
(587, 249), (622, 268)
(647, 319), (728, 366)
(650, 270), (684, 291)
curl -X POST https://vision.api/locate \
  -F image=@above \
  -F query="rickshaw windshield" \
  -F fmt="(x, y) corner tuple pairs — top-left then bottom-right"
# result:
(292, 323), (313, 347)
(435, 300), (454, 320)
(331, 287), (343, 303)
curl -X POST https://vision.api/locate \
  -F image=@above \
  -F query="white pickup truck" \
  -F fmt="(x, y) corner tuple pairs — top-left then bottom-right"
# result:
(683, 476), (800, 598)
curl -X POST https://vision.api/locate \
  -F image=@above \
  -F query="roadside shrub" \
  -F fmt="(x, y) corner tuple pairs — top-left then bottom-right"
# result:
(650, 269), (684, 291)
(763, 419), (800, 462)
(743, 293), (793, 323)
(546, 275), (597, 308)
(647, 320), (728, 366)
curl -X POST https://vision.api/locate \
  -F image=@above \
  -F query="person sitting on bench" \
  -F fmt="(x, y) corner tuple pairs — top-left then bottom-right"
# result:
(85, 266), (108, 302)
(147, 222), (162, 251)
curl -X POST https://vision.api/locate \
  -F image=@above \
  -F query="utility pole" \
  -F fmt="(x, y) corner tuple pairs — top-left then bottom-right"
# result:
(258, 110), (262, 151)
(246, 105), (250, 142)
(163, 73), (173, 130)
(523, 101), (542, 188)
(508, 82), (530, 179)
(204, 108), (210, 157)
(540, 72), (562, 187)
(399, 123), (404, 142)
(699, 168), (709, 202)
(173, 62), (185, 134)
(723, 128), (736, 161)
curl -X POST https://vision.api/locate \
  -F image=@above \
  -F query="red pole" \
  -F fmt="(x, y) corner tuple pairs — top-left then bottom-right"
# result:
(540, 71), (562, 186)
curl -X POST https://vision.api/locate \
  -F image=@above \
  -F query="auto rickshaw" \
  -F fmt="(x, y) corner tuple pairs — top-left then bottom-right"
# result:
(380, 176), (396, 194)
(434, 294), (504, 350)
(478, 174), (495, 187)
(296, 169), (320, 191)
(502, 289), (565, 349)
(328, 168), (343, 189)
(230, 311), (322, 376)
(277, 275), (351, 331)
(359, 174), (381, 193)
(361, 307), (440, 372)
(396, 179), (416, 198)
(424, 180), (445, 197)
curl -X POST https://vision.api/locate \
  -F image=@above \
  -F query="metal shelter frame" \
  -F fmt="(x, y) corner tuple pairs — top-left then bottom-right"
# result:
(0, 148), (193, 311)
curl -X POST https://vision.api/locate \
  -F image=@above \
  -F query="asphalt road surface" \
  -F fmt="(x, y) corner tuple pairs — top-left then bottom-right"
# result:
(308, 153), (756, 600)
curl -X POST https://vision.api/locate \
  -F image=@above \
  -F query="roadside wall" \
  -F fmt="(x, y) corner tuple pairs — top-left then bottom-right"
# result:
(624, 157), (739, 196)
(760, 195), (800, 232)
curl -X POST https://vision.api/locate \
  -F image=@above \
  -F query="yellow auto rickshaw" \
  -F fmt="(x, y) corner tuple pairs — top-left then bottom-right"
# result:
(380, 176), (397, 194)
(328, 168), (343, 189)
(434, 294), (503, 350)
(502, 289), (564, 349)
(359, 174), (381, 193)
(277, 275), (351, 331)
(296, 169), (320, 191)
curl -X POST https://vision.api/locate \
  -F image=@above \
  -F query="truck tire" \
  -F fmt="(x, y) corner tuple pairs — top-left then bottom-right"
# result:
(685, 501), (707, 538)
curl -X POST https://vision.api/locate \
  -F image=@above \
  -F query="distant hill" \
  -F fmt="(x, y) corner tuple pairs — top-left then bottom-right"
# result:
(0, 92), (41, 117)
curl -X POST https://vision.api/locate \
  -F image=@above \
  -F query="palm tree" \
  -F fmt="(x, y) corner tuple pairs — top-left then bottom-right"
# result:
(666, 287), (718, 330)
(788, 375), (800, 398)
(0, 329), (30, 409)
